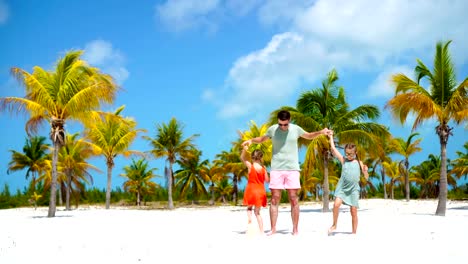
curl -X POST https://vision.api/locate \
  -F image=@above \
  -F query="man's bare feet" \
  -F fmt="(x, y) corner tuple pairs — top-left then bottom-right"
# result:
(292, 230), (299, 236)
(266, 230), (276, 236)
(328, 226), (336, 236)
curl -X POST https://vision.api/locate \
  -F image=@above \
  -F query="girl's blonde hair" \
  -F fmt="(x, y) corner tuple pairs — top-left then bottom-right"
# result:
(251, 149), (264, 161)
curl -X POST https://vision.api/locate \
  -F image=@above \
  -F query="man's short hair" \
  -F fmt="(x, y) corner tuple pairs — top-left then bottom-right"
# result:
(277, 110), (291, 121)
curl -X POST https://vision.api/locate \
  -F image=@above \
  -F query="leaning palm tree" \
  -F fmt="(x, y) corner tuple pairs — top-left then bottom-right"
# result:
(451, 142), (468, 180)
(205, 162), (227, 206)
(59, 132), (101, 210)
(85, 106), (145, 209)
(214, 146), (245, 205)
(174, 149), (210, 204)
(411, 155), (443, 198)
(144, 117), (199, 209)
(386, 40), (468, 216)
(0, 50), (118, 217)
(213, 177), (234, 204)
(121, 159), (158, 206)
(7, 136), (49, 194)
(382, 160), (403, 199)
(389, 132), (422, 201)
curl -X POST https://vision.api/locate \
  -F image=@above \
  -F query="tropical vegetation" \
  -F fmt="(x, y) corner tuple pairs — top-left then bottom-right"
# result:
(1, 41), (467, 216)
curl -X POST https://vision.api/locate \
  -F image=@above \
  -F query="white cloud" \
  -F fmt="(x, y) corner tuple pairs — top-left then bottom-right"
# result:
(82, 40), (129, 85)
(367, 65), (414, 98)
(154, 0), (261, 33)
(257, 0), (309, 28)
(0, 0), (10, 24)
(155, 0), (221, 32)
(215, 32), (314, 118)
(225, 0), (262, 17)
(210, 0), (468, 119)
(292, 0), (468, 65)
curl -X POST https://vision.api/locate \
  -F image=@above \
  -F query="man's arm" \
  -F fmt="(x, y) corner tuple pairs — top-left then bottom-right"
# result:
(301, 128), (329, 140)
(242, 135), (270, 147)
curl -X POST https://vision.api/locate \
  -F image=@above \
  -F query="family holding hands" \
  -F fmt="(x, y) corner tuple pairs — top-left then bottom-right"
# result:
(240, 110), (368, 236)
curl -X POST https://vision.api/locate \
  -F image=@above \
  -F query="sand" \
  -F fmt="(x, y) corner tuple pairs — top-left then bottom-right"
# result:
(0, 199), (467, 264)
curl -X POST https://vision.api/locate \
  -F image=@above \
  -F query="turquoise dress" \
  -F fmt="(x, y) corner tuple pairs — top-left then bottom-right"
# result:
(334, 160), (361, 208)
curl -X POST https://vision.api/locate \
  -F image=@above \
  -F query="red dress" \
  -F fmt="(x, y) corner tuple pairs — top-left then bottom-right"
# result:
(243, 166), (267, 207)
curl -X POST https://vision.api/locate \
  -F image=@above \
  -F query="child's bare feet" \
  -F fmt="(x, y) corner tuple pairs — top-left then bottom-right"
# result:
(328, 225), (336, 236)
(266, 230), (276, 236)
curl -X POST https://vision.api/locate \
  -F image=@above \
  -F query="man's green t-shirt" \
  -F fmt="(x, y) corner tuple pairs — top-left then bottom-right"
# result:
(265, 123), (306, 171)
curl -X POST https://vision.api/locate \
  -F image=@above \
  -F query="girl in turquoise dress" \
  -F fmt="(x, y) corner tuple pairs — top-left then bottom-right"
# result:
(327, 131), (368, 235)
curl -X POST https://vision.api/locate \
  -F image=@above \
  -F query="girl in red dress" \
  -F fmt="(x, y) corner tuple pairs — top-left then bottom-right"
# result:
(240, 145), (269, 234)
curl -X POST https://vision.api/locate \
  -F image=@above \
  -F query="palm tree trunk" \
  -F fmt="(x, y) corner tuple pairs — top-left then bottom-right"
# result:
(58, 184), (63, 206)
(137, 192), (141, 206)
(209, 183), (215, 206)
(48, 141), (59, 217)
(105, 160), (114, 209)
(167, 164), (174, 209)
(381, 166), (387, 199)
(31, 172), (37, 194)
(232, 174), (238, 205)
(435, 142), (448, 216)
(315, 185), (320, 201)
(66, 171), (71, 210)
(405, 159), (410, 201)
(390, 182), (394, 199)
(322, 156), (330, 212)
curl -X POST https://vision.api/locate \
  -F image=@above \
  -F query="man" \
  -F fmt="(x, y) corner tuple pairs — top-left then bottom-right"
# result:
(242, 110), (329, 235)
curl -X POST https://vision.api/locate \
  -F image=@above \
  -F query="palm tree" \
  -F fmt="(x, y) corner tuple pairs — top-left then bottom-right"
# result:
(382, 161), (403, 199)
(300, 167), (332, 201)
(214, 146), (245, 205)
(0, 50), (118, 217)
(205, 163), (226, 205)
(372, 133), (394, 199)
(174, 149), (210, 204)
(386, 40), (468, 216)
(7, 136), (49, 194)
(145, 117), (198, 209)
(283, 69), (388, 211)
(59, 132), (101, 210)
(390, 132), (422, 201)
(410, 158), (440, 198)
(85, 106), (145, 209)
(451, 142), (468, 180)
(213, 178), (234, 204)
(238, 121), (272, 166)
(121, 159), (158, 206)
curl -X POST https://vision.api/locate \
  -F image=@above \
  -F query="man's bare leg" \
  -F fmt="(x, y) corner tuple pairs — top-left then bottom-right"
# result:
(328, 198), (342, 235)
(288, 189), (300, 235)
(350, 206), (358, 234)
(267, 189), (281, 236)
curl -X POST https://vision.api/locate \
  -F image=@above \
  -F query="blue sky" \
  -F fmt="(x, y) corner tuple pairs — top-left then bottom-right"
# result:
(0, 0), (467, 192)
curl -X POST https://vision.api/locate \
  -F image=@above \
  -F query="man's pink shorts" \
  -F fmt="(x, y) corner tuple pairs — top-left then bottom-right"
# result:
(269, 170), (301, 190)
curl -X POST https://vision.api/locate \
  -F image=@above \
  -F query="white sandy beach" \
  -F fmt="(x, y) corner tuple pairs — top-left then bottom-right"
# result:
(1, 199), (467, 264)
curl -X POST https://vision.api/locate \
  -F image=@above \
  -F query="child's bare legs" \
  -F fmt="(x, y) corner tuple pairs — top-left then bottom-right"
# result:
(350, 206), (358, 234)
(254, 206), (264, 234)
(328, 197), (343, 234)
(247, 206), (253, 223)
(267, 189), (281, 235)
